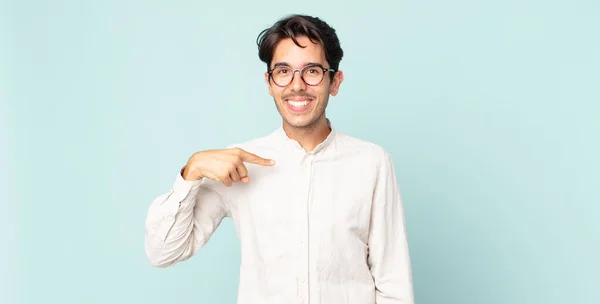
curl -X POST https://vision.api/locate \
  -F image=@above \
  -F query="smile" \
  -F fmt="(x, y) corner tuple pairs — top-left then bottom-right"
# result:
(285, 98), (313, 113)
(288, 100), (310, 107)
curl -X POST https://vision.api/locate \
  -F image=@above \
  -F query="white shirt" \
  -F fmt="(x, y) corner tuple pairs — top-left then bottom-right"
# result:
(144, 121), (414, 304)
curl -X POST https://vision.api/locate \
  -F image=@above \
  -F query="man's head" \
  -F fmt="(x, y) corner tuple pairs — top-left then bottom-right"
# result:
(256, 14), (344, 131)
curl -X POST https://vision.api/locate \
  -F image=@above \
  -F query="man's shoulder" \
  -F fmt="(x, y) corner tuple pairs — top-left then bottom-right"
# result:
(334, 131), (391, 159)
(334, 132), (398, 179)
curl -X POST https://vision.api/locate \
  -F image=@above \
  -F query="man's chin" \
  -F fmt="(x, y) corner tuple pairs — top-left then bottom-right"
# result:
(282, 113), (326, 129)
(281, 116), (310, 128)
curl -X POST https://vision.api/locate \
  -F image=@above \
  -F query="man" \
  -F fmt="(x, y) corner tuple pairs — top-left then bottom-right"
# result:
(145, 14), (414, 304)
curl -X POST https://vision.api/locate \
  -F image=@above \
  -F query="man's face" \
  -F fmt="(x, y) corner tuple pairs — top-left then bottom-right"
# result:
(265, 36), (343, 130)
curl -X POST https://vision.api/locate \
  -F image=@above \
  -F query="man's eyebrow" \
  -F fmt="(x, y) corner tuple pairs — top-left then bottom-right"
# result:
(304, 62), (324, 67)
(273, 62), (290, 68)
(272, 62), (324, 69)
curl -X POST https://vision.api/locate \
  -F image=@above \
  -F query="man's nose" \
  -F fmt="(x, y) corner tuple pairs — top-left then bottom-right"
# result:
(290, 70), (306, 91)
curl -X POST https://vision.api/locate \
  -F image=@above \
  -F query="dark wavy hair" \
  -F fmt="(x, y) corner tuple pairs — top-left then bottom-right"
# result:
(256, 14), (344, 79)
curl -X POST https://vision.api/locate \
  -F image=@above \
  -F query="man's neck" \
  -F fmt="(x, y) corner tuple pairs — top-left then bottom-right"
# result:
(282, 117), (331, 152)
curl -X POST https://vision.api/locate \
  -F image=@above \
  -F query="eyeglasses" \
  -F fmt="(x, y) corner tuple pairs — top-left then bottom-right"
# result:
(268, 64), (335, 87)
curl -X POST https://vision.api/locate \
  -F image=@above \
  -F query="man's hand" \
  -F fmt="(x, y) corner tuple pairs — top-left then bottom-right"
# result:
(182, 147), (275, 186)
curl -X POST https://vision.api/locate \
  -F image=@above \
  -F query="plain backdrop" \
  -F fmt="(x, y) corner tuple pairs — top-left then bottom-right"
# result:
(1, 0), (599, 303)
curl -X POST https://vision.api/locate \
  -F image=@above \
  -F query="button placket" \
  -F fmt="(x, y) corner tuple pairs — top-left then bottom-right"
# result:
(305, 153), (316, 303)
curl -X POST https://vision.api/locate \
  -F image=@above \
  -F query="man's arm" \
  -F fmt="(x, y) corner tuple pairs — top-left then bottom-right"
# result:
(367, 150), (414, 303)
(144, 168), (229, 268)
(144, 146), (274, 268)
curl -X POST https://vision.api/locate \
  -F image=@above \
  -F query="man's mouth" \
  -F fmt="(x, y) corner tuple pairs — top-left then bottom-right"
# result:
(284, 96), (314, 112)
(287, 99), (310, 107)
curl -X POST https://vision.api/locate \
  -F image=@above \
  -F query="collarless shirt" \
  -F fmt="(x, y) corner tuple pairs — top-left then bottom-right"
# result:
(145, 122), (414, 304)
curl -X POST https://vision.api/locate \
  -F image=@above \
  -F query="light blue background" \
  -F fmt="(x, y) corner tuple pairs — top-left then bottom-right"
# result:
(2, 0), (599, 303)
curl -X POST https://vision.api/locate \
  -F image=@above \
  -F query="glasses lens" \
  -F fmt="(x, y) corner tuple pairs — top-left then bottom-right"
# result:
(272, 67), (293, 86)
(302, 66), (324, 85)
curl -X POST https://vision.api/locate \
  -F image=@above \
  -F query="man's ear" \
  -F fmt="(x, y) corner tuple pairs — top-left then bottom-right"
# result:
(264, 72), (273, 96)
(329, 70), (344, 96)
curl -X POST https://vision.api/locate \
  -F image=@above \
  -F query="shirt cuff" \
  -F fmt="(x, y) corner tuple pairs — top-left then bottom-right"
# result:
(164, 167), (206, 215)
(175, 166), (205, 187)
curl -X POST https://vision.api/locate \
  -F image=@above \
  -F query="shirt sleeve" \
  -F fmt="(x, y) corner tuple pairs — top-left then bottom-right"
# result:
(367, 150), (415, 303)
(144, 167), (230, 268)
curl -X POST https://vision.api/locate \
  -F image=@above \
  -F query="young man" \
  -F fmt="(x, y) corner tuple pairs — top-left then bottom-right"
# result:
(145, 14), (414, 304)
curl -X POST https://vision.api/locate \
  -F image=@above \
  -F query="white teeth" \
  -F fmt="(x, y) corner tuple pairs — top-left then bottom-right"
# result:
(288, 100), (309, 107)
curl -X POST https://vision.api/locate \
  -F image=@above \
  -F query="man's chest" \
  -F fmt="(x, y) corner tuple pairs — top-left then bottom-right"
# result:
(229, 157), (379, 246)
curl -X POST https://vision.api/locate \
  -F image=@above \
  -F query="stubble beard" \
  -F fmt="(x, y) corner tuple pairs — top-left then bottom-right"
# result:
(274, 97), (328, 132)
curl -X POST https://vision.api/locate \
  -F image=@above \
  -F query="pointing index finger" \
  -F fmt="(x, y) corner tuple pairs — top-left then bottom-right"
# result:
(233, 148), (275, 166)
